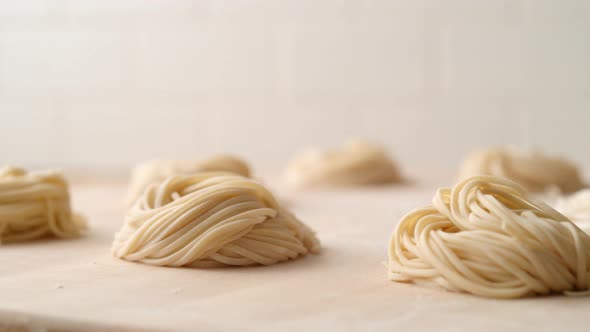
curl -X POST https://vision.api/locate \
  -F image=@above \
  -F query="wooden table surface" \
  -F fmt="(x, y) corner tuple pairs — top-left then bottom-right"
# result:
(1, 182), (588, 331)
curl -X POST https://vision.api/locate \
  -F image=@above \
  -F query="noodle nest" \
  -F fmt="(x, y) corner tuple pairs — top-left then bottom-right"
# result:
(458, 147), (584, 193)
(0, 166), (86, 244)
(113, 172), (320, 267)
(388, 175), (590, 298)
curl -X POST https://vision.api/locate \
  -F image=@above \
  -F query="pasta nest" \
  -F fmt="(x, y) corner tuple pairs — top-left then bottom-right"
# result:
(389, 175), (590, 298)
(113, 173), (320, 267)
(284, 140), (401, 188)
(458, 147), (584, 193)
(0, 166), (86, 244)
(556, 189), (590, 234)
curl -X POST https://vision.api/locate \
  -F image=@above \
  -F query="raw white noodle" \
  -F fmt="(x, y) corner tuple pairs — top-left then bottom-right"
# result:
(113, 172), (320, 267)
(0, 166), (86, 244)
(458, 147), (583, 193)
(388, 175), (590, 298)
(555, 189), (590, 234)
(127, 154), (251, 205)
(284, 139), (401, 188)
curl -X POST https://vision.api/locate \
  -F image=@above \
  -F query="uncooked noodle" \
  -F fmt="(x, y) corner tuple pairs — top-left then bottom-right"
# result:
(113, 172), (320, 267)
(284, 140), (401, 188)
(458, 147), (583, 193)
(127, 155), (251, 205)
(0, 166), (86, 244)
(556, 189), (590, 234)
(388, 175), (590, 298)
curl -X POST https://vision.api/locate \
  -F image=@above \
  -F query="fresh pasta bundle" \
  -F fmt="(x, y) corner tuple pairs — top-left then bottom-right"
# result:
(113, 173), (320, 267)
(458, 147), (584, 193)
(284, 140), (401, 188)
(555, 189), (590, 234)
(389, 175), (590, 298)
(0, 166), (86, 244)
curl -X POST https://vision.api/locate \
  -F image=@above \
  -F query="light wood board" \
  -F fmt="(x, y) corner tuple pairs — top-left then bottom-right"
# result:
(1, 183), (589, 331)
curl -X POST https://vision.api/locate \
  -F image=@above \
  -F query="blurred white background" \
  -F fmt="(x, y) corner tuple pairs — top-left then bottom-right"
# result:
(0, 0), (588, 181)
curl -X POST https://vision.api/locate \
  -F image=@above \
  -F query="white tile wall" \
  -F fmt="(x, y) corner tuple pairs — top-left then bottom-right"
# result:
(288, 19), (426, 100)
(0, 0), (51, 19)
(521, 98), (590, 166)
(62, 0), (199, 22)
(523, 0), (590, 24)
(0, 0), (589, 182)
(0, 22), (125, 97)
(65, 99), (222, 168)
(441, 23), (522, 99)
(131, 21), (278, 99)
(0, 100), (66, 165)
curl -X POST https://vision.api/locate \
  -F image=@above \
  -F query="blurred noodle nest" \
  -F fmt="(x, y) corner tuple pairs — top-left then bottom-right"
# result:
(0, 166), (86, 244)
(388, 175), (590, 298)
(458, 147), (584, 193)
(556, 189), (590, 234)
(126, 154), (251, 205)
(284, 139), (402, 188)
(113, 172), (320, 267)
